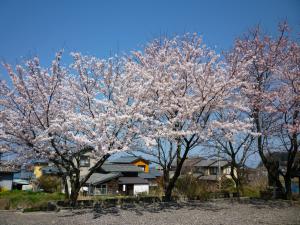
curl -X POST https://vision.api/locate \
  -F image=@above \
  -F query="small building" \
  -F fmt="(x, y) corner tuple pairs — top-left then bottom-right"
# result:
(171, 157), (233, 182)
(0, 166), (15, 190)
(12, 165), (35, 190)
(194, 159), (232, 180)
(85, 163), (150, 196)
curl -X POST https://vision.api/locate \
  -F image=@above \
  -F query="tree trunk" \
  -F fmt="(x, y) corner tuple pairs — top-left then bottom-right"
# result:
(298, 177), (300, 196)
(266, 161), (285, 198)
(253, 108), (285, 198)
(231, 168), (241, 197)
(164, 144), (189, 201)
(69, 187), (80, 206)
(69, 175), (81, 206)
(63, 175), (69, 200)
(163, 168), (170, 193)
(68, 153), (111, 206)
(284, 175), (292, 200)
(176, 138), (181, 167)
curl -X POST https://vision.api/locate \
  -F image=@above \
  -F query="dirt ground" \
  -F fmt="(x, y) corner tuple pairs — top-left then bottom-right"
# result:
(0, 200), (299, 225)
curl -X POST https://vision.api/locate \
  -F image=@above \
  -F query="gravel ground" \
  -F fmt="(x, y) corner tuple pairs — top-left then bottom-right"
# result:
(0, 200), (299, 225)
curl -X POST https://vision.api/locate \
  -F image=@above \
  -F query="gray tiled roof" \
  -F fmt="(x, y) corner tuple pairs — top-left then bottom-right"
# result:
(171, 157), (208, 167)
(195, 159), (229, 168)
(86, 172), (120, 185)
(148, 169), (163, 177)
(118, 176), (149, 184)
(101, 164), (144, 172)
(13, 171), (34, 180)
(139, 172), (156, 179)
(109, 156), (148, 164)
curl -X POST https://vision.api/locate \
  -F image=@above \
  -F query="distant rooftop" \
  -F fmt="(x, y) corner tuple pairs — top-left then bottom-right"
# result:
(171, 157), (229, 168)
(109, 156), (149, 164)
(86, 172), (120, 185)
(100, 163), (144, 173)
(195, 159), (229, 168)
(42, 166), (65, 174)
(139, 172), (156, 179)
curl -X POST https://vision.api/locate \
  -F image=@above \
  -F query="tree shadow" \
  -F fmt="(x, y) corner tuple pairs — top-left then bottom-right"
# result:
(238, 198), (293, 209)
(55, 199), (295, 220)
(92, 201), (226, 219)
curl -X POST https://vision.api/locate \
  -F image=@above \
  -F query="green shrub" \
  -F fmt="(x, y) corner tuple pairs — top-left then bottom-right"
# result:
(242, 185), (261, 198)
(0, 190), (64, 209)
(220, 176), (236, 193)
(38, 175), (62, 193)
(175, 175), (210, 200)
(149, 186), (164, 197)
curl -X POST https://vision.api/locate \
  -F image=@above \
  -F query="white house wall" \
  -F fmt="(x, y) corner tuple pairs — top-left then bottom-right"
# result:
(133, 184), (149, 195)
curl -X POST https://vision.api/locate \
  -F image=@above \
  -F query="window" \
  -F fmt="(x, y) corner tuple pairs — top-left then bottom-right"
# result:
(138, 165), (145, 171)
(79, 156), (90, 167)
(94, 184), (107, 195)
(209, 167), (218, 175)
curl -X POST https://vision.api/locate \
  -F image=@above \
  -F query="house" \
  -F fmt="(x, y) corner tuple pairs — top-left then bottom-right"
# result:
(12, 161), (63, 191)
(85, 163), (149, 195)
(0, 166), (15, 190)
(33, 160), (49, 179)
(194, 159), (232, 181)
(13, 165), (35, 190)
(139, 168), (163, 187)
(110, 156), (150, 172)
(171, 157), (233, 182)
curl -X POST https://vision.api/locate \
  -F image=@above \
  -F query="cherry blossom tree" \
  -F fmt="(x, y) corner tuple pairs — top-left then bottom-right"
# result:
(272, 38), (300, 199)
(0, 52), (143, 204)
(125, 34), (252, 200)
(228, 22), (299, 199)
(207, 109), (256, 196)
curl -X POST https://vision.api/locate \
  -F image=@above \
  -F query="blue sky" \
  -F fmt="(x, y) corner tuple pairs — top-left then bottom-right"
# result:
(0, 0), (299, 70)
(0, 0), (299, 166)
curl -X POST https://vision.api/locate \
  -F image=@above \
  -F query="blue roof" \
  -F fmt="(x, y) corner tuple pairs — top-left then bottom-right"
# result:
(13, 171), (35, 180)
(139, 172), (156, 179)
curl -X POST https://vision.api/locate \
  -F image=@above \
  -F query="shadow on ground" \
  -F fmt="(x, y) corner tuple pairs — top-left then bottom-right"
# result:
(58, 199), (294, 220)
(92, 201), (226, 219)
(242, 199), (294, 209)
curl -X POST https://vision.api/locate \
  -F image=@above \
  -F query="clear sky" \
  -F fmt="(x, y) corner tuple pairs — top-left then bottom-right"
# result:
(0, 0), (299, 166)
(0, 0), (299, 69)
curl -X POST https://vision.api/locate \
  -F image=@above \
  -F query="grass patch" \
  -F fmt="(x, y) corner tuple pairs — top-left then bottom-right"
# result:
(242, 186), (261, 198)
(0, 190), (64, 209)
